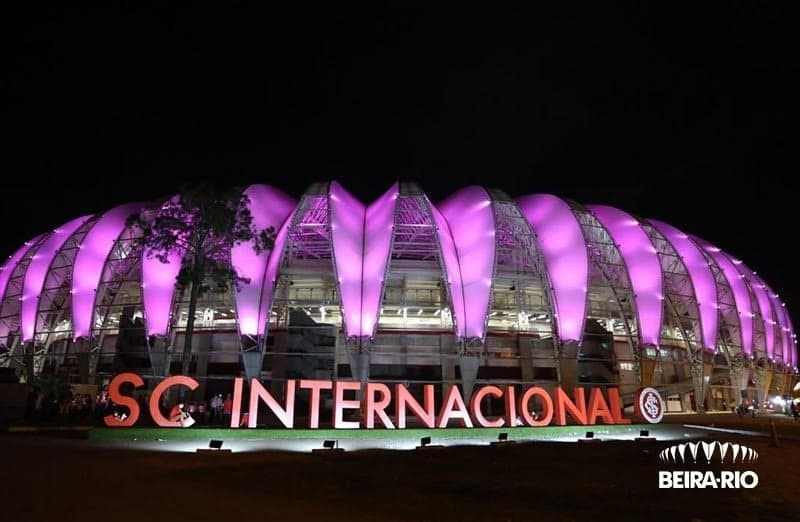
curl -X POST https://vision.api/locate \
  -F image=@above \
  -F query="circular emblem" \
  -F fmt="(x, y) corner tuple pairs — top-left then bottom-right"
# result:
(637, 387), (665, 424)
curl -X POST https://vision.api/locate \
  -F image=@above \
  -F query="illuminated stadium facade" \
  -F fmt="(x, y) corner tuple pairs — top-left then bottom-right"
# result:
(0, 181), (797, 414)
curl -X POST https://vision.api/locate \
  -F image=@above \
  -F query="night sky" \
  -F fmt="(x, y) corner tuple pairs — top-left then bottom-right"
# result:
(2, 4), (797, 321)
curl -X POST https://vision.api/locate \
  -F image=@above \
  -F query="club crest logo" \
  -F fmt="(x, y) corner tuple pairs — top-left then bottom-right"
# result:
(635, 387), (664, 423)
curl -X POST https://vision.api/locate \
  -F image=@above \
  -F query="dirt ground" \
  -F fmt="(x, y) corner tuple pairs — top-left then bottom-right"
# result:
(1, 414), (798, 522)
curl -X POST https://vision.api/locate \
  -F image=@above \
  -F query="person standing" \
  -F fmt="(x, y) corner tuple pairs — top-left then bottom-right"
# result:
(210, 393), (223, 425)
(221, 393), (233, 427)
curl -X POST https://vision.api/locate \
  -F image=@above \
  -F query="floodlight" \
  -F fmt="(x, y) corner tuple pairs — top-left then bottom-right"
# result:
(420, 436), (431, 447)
(490, 431), (517, 446)
(635, 429), (655, 441)
(312, 439), (344, 453)
(197, 439), (230, 453)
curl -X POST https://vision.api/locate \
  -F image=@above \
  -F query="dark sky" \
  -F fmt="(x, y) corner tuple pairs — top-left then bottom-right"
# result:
(2, 4), (797, 321)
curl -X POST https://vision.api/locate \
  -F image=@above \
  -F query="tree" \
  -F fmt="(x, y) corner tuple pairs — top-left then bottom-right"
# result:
(128, 182), (275, 379)
(29, 373), (70, 420)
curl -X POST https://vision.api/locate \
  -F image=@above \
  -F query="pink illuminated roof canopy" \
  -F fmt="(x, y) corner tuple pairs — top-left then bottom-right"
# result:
(786, 308), (797, 367)
(589, 206), (663, 346)
(0, 180), (794, 367)
(517, 194), (588, 344)
(231, 184), (296, 337)
(259, 206), (297, 337)
(72, 203), (144, 339)
(329, 181), (367, 338)
(0, 238), (45, 343)
(430, 205), (466, 338)
(140, 197), (184, 336)
(730, 260), (775, 359)
(693, 237), (754, 355)
(778, 302), (793, 364)
(21, 215), (92, 341)
(0, 240), (39, 308)
(141, 246), (183, 337)
(767, 289), (791, 364)
(436, 186), (496, 341)
(649, 219), (718, 351)
(361, 183), (399, 337)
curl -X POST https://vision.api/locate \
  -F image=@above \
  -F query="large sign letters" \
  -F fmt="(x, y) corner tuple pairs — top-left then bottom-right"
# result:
(104, 373), (643, 429)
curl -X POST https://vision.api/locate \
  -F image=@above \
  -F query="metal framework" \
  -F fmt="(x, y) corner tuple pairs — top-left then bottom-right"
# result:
(0, 181), (795, 414)
(379, 183), (456, 333)
(640, 220), (712, 406)
(0, 234), (48, 368)
(569, 202), (637, 351)
(265, 183), (341, 383)
(487, 189), (557, 385)
(33, 217), (100, 374)
(694, 239), (746, 407)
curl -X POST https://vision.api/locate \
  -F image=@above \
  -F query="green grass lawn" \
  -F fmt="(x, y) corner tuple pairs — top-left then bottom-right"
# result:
(89, 423), (651, 441)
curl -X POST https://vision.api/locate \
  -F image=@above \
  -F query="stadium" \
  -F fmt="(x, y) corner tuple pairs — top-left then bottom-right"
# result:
(0, 181), (797, 419)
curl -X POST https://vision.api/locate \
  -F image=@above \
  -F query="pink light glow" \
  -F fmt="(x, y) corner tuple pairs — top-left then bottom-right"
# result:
(436, 187), (496, 340)
(361, 183), (399, 337)
(692, 237), (753, 355)
(0, 241), (39, 309)
(1, 181), (794, 368)
(21, 215), (92, 341)
(761, 283), (792, 364)
(590, 206), (663, 346)
(517, 194), (588, 343)
(0, 238), (43, 342)
(231, 184), (296, 336)
(259, 205), (297, 335)
(784, 305), (796, 367)
(778, 301), (793, 365)
(730, 261), (775, 358)
(786, 308), (796, 367)
(141, 251), (182, 337)
(329, 181), (366, 338)
(649, 220), (718, 352)
(72, 203), (144, 339)
(430, 205), (466, 338)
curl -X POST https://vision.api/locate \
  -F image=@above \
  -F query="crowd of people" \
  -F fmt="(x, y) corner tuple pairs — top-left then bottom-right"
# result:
(25, 387), (97, 422)
(22, 383), (237, 427)
(160, 393), (234, 427)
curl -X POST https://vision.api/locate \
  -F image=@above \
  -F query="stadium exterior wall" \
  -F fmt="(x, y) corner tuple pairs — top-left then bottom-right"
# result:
(0, 181), (796, 414)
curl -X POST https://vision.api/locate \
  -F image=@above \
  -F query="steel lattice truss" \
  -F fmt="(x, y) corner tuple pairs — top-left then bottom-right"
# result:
(34, 217), (99, 347)
(0, 235), (48, 350)
(391, 193), (440, 261)
(569, 202), (637, 353)
(285, 195), (333, 261)
(0, 181), (795, 399)
(640, 221), (703, 351)
(488, 194), (554, 336)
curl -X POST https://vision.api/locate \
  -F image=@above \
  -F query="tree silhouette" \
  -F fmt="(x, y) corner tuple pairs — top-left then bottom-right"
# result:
(128, 182), (275, 378)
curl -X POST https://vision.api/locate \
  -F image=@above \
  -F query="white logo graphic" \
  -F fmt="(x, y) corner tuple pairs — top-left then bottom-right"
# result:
(657, 440), (759, 489)
(658, 441), (758, 464)
(644, 393), (660, 418)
